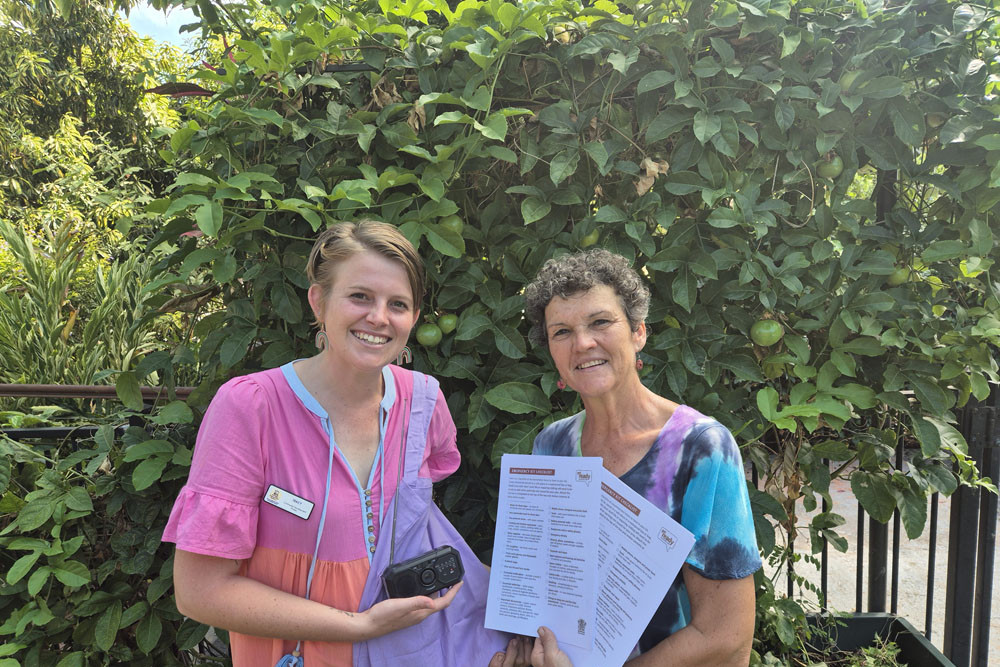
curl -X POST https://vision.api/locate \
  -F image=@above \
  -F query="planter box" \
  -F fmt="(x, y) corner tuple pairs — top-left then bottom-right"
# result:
(807, 613), (955, 667)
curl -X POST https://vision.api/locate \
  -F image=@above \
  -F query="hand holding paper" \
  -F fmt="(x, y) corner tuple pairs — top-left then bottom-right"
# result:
(487, 454), (695, 667)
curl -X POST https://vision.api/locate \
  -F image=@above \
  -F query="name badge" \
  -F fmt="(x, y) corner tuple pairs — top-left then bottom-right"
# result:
(263, 485), (314, 520)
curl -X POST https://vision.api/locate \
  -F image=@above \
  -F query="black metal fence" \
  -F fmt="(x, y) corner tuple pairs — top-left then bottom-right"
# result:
(751, 392), (999, 667)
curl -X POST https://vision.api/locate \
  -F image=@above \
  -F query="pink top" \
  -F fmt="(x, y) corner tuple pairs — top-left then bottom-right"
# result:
(162, 363), (460, 666)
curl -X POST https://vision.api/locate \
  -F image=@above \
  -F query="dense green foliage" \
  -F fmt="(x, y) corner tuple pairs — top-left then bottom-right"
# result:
(2, 0), (999, 664)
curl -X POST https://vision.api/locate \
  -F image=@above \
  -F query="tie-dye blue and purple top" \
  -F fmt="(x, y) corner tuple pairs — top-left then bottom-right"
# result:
(532, 404), (761, 653)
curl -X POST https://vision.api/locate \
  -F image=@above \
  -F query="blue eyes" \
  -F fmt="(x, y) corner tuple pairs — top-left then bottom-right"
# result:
(349, 293), (410, 311)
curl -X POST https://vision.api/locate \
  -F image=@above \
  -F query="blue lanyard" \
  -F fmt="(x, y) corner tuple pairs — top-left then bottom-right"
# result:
(282, 404), (389, 664)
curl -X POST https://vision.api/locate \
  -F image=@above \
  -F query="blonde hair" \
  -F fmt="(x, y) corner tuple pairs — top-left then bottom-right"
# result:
(307, 220), (424, 308)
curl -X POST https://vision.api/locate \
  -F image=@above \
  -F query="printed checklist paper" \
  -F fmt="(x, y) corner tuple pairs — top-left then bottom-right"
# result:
(486, 454), (695, 666)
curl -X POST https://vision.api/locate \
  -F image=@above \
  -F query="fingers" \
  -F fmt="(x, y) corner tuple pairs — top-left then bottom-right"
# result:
(531, 627), (569, 667)
(495, 636), (531, 667)
(536, 626), (560, 655)
(430, 580), (463, 610)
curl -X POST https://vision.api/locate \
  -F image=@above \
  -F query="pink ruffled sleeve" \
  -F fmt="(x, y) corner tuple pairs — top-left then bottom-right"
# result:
(161, 376), (267, 559)
(421, 386), (460, 482)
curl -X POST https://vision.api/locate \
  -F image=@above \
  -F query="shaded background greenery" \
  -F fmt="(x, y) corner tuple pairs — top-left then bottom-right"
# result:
(2, 0), (999, 664)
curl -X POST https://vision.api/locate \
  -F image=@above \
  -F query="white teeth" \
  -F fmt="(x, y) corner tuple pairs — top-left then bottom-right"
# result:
(578, 360), (606, 369)
(354, 332), (389, 344)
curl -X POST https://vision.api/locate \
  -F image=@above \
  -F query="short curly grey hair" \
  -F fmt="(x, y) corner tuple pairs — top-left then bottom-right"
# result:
(523, 249), (651, 347)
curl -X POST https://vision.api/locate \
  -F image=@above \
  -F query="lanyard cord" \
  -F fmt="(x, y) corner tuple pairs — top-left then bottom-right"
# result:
(287, 402), (390, 659)
(287, 416), (338, 659)
(387, 398), (409, 567)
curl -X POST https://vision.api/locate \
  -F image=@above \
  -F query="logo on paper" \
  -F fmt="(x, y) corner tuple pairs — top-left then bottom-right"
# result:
(577, 618), (587, 635)
(659, 527), (677, 550)
(269, 489), (281, 501)
(575, 470), (592, 485)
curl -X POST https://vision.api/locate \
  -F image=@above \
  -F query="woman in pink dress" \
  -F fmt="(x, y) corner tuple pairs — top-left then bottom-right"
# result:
(163, 221), (505, 666)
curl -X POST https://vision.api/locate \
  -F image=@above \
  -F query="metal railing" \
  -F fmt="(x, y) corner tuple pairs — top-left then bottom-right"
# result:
(753, 393), (998, 667)
(0, 383), (195, 440)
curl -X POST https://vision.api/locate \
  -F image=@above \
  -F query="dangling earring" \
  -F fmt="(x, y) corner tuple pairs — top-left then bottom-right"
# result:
(557, 378), (566, 390)
(635, 358), (643, 371)
(396, 346), (412, 365)
(315, 328), (329, 351)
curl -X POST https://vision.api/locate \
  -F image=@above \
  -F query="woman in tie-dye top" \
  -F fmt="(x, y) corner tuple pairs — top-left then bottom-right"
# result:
(523, 249), (761, 666)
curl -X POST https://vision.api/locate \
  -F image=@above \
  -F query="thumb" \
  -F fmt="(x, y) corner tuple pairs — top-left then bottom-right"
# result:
(537, 626), (560, 653)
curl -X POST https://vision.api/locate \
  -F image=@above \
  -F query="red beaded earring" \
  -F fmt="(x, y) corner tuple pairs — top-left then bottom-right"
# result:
(635, 358), (643, 371)
(557, 379), (566, 390)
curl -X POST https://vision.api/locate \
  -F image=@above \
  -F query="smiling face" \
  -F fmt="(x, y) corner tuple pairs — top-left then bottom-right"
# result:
(308, 249), (419, 372)
(544, 284), (646, 399)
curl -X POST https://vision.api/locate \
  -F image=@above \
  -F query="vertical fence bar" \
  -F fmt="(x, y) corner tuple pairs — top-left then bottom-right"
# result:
(971, 406), (997, 667)
(820, 458), (829, 609)
(891, 440), (903, 614)
(944, 404), (986, 667)
(926, 490), (938, 639)
(787, 535), (795, 598)
(856, 503), (865, 611)
(867, 515), (888, 612)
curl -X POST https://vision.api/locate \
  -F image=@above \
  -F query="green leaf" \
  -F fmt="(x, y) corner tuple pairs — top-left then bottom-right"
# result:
(831, 383), (877, 409)
(484, 382), (549, 415)
(16, 500), (54, 532)
(850, 471), (895, 522)
(132, 456), (170, 491)
(455, 313), (492, 341)
(693, 111), (721, 144)
(7, 551), (40, 585)
(220, 326), (258, 368)
(116, 371), (143, 411)
(271, 282), (303, 324)
(521, 197), (551, 224)
(491, 421), (542, 466)
(857, 76), (904, 99)
(95, 600), (123, 651)
(55, 653), (85, 667)
(811, 440), (852, 460)
(757, 387), (779, 421)
(637, 70), (674, 95)
(156, 401), (194, 425)
(418, 176), (445, 202)
(921, 240), (967, 263)
(176, 618), (210, 650)
(123, 440), (173, 463)
(26, 565), (51, 596)
(911, 415), (941, 456)
(774, 101), (795, 132)
(671, 270), (696, 312)
(120, 601), (150, 629)
(922, 464), (958, 495)
(907, 374), (949, 412)
(646, 109), (690, 143)
(714, 353), (764, 382)
(63, 486), (93, 513)
(890, 101), (925, 147)
(136, 612), (163, 654)
(549, 149), (580, 186)
(0, 458), (8, 495)
(194, 202), (223, 236)
(424, 223), (466, 258)
(493, 325), (526, 359)
(52, 560), (91, 587)
(836, 337), (883, 356)
(893, 483), (926, 539)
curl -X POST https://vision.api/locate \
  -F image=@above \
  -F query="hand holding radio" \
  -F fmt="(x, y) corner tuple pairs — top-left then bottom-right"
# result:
(358, 580), (463, 639)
